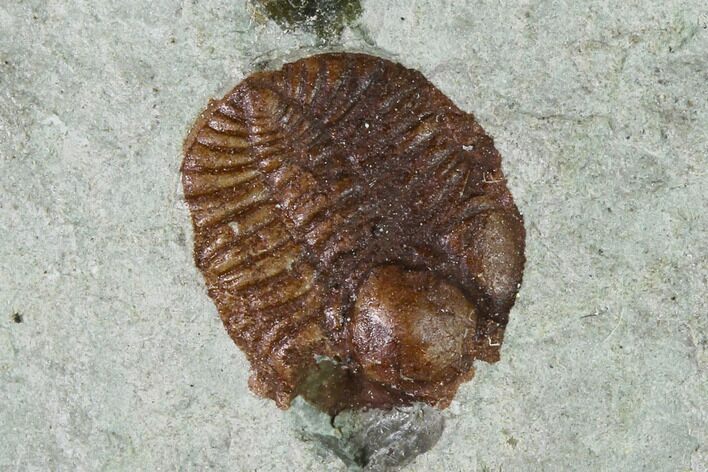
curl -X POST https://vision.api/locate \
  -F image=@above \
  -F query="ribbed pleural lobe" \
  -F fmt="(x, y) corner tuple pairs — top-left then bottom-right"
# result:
(182, 53), (525, 411)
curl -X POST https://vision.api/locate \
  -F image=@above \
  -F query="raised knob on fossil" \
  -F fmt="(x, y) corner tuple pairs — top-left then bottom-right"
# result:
(445, 210), (526, 317)
(351, 265), (477, 390)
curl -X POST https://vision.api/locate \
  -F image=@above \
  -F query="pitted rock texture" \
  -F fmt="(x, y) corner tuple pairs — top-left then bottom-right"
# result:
(182, 52), (525, 413)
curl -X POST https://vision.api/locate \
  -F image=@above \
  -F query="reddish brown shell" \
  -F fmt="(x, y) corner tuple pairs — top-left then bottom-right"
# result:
(182, 52), (525, 412)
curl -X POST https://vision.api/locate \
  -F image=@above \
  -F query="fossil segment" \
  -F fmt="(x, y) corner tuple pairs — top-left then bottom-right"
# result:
(182, 52), (525, 412)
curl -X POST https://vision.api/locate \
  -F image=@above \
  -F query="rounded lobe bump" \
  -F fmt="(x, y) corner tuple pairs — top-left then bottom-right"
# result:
(445, 209), (525, 315)
(352, 266), (477, 393)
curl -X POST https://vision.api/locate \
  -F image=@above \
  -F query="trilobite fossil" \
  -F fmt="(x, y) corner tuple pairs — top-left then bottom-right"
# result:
(182, 52), (525, 413)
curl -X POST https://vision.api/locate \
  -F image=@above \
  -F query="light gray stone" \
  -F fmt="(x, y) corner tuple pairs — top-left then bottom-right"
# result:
(1, 1), (706, 470)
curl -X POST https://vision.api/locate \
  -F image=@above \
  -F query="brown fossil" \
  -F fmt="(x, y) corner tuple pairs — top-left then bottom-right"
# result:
(182, 52), (525, 413)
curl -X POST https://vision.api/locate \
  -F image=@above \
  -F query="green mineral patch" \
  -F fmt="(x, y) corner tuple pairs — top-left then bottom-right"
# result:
(252, 0), (362, 40)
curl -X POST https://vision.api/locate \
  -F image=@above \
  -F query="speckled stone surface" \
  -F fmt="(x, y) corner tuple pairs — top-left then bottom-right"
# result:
(1, 1), (706, 470)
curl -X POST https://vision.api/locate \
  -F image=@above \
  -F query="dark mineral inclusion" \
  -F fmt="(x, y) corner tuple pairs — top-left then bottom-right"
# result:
(252, 0), (363, 40)
(182, 53), (526, 416)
